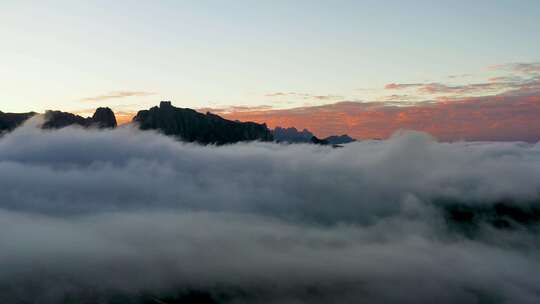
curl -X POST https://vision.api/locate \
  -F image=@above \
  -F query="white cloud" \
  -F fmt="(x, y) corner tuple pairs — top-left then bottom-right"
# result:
(0, 122), (539, 303)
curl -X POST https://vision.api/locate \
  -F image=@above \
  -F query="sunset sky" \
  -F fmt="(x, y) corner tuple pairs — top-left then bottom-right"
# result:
(2, 1), (540, 140)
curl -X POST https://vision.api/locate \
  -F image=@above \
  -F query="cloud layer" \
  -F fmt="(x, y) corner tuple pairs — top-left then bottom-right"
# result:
(218, 62), (540, 142)
(1, 122), (540, 303)
(223, 94), (540, 141)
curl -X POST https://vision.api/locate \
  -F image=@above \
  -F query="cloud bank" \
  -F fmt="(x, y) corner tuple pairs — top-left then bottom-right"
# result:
(221, 62), (540, 141)
(1, 122), (540, 303)
(223, 95), (540, 141)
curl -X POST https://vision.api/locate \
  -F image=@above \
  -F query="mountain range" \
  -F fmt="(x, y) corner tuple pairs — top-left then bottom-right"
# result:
(273, 126), (355, 145)
(134, 101), (273, 144)
(1, 102), (355, 145)
(0, 111), (36, 132)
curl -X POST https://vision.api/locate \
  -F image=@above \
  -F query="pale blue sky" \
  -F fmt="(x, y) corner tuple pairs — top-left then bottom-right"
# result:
(1, 0), (539, 113)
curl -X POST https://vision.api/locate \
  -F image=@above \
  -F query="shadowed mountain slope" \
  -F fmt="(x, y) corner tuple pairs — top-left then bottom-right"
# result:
(272, 126), (355, 145)
(43, 107), (117, 129)
(0, 111), (37, 133)
(133, 101), (273, 145)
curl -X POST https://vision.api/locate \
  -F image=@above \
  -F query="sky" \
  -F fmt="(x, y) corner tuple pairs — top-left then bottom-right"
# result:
(1, 0), (540, 139)
(2, 3), (540, 301)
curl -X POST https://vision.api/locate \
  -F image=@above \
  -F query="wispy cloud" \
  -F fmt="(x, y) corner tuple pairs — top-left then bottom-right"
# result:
(385, 75), (539, 98)
(81, 91), (155, 102)
(311, 95), (343, 100)
(384, 82), (424, 90)
(384, 82), (508, 95)
(265, 92), (308, 97)
(488, 76), (523, 82)
(265, 92), (343, 101)
(198, 105), (274, 114)
(416, 82), (509, 95)
(447, 73), (472, 79)
(491, 62), (540, 74)
(384, 83), (423, 90)
(382, 62), (540, 101)
(512, 62), (540, 74)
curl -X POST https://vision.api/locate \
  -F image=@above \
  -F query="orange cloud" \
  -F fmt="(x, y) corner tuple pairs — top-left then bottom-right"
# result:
(198, 105), (274, 114)
(222, 95), (540, 142)
(264, 92), (343, 101)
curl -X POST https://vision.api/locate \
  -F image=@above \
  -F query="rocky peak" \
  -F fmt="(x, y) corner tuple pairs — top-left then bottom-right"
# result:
(43, 108), (118, 129)
(0, 111), (37, 133)
(160, 101), (173, 109)
(134, 101), (273, 145)
(272, 127), (314, 143)
(92, 107), (117, 128)
(43, 111), (88, 129)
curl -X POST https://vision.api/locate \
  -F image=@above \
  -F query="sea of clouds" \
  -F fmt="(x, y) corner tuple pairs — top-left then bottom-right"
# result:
(0, 119), (539, 303)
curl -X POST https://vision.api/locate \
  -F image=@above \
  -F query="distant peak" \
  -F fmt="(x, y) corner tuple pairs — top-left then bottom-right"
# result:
(160, 101), (173, 108)
(92, 107), (117, 128)
(93, 107), (114, 117)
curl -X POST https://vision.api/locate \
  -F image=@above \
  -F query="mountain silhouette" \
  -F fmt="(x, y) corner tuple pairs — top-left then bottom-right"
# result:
(273, 127), (315, 143)
(324, 134), (355, 145)
(133, 101), (273, 145)
(2, 103), (354, 147)
(272, 126), (355, 145)
(0, 111), (37, 133)
(43, 107), (117, 129)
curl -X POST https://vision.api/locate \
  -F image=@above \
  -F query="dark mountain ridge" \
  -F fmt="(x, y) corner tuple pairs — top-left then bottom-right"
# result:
(272, 126), (356, 145)
(43, 107), (117, 129)
(133, 101), (273, 145)
(1, 103), (353, 147)
(324, 134), (355, 145)
(273, 126), (315, 143)
(0, 107), (117, 134)
(0, 111), (37, 133)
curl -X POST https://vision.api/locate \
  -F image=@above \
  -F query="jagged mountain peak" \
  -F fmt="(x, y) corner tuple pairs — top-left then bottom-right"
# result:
(133, 101), (273, 145)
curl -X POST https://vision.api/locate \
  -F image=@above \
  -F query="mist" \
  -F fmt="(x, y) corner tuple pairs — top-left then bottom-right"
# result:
(1, 121), (539, 303)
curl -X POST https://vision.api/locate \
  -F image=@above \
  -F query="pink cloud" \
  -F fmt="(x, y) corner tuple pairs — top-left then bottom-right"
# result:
(384, 83), (423, 90)
(509, 63), (540, 74)
(265, 92), (343, 100)
(222, 94), (540, 142)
